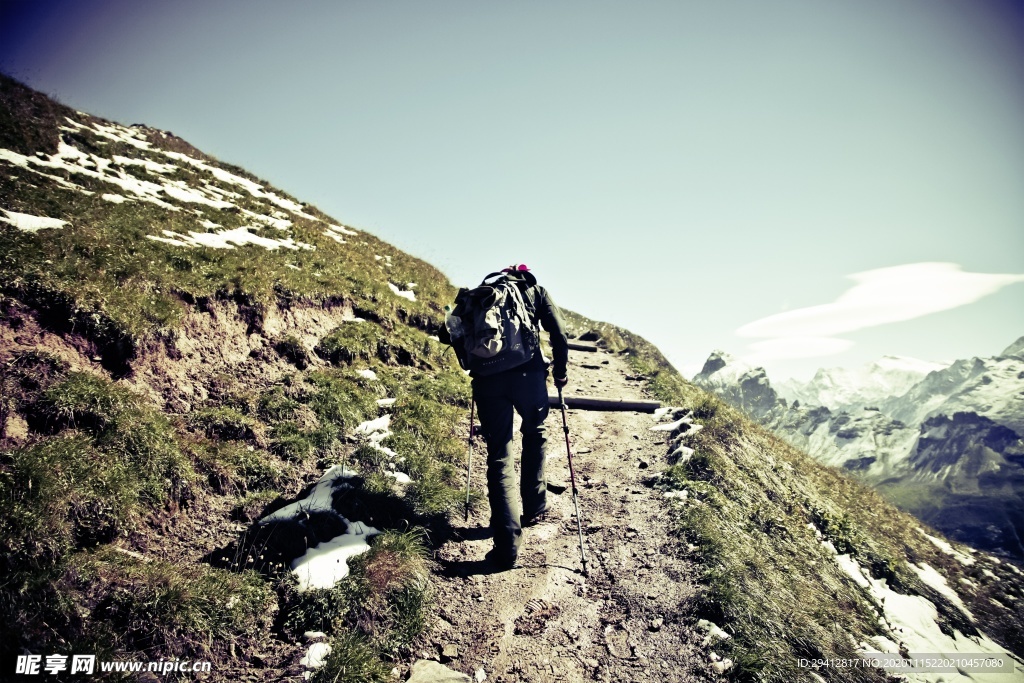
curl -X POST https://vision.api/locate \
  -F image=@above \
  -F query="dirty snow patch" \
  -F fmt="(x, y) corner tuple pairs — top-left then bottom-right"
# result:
(102, 193), (128, 204)
(1, 209), (68, 233)
(650, 415), (692, 432)
(258, 465), (377, 591)
(696, 619), (730, 646)
(377, 398), (397, 407)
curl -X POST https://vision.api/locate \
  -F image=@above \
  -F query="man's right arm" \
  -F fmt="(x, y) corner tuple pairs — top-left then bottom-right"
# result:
(535, 286), (569, 384)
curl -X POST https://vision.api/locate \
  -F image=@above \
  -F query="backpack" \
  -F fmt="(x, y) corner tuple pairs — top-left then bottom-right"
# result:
(444, 271), (540, 376)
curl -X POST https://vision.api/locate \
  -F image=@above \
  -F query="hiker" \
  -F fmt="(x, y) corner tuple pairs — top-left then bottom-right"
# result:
(441, 264), (569, 569)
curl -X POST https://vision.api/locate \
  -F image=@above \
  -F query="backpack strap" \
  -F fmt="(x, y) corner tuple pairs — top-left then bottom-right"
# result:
(479, 271), (507, 285)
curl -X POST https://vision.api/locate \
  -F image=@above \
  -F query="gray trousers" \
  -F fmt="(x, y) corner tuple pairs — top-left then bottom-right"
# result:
(472, 368), (549, 557)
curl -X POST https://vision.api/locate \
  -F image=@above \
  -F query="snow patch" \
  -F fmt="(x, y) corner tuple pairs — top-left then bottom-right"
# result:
(300, 641), (331, 670)
(388, 282), (416, 301)
(825, 542), (1018, 680)
(918, 529), (976, 566)
(909, 562), (972, 619)
(358, 369), (378, 381)
(258, 465), (378, 591)
(650, 416), (692, 432)
(92, 121), (152, 150)
(696, 619), (731, 646)
(388, 471), (413, 484)
(323, 224), (352, 244)
(0, 209), (68, 233)
(111, 154), (177, 175)
(355, 414), (391, 437)
(162, 151), (318, 219)
(291, 520), (379, 591)
(147, 226), (314, 251)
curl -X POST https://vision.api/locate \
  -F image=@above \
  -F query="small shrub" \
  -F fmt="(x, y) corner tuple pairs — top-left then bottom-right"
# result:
(282, 578), (353, 636)
(33, 371), (136, 432)
(407, 469), (460, 519)
(305, 370), (380, 433)
(258, 386), (303, 422)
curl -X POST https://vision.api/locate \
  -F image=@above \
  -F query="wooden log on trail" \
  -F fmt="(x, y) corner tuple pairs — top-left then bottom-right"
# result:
(567, 340), (599, 352)
(550, 394), (662, 413)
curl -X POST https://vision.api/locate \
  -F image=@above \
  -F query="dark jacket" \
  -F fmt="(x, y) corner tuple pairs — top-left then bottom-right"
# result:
(504, 270), (569, 379)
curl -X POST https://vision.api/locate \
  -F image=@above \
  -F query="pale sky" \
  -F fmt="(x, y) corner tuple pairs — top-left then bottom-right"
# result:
(2, 0), (1022, 380)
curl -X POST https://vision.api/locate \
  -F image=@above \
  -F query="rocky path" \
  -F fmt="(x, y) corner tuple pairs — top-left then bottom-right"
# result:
(420, 347), (718, 683)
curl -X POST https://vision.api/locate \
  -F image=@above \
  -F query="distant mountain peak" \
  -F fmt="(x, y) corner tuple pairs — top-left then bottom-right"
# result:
(1000, 335), (1024, 359)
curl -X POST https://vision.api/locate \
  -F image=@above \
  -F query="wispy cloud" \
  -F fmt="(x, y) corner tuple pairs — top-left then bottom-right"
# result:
(736, 263), (1024, 361)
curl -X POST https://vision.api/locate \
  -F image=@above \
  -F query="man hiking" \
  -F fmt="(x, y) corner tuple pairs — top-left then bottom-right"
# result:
(441, 264), (569, 569)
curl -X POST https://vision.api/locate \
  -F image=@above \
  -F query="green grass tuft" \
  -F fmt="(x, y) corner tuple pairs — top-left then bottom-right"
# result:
(309, 630), (389, 683)
(70, 547), (277, 660)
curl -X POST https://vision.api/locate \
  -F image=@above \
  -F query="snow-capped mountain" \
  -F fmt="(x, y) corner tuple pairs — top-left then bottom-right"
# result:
(691, 350), (778, 419)
(776, 355), (949, 411)
(694, 339), (1024, 558)
(880, 341), (1024, 433)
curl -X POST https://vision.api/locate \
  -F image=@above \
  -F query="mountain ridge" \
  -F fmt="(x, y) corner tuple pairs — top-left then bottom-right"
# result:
(693, 342), (1024, 562)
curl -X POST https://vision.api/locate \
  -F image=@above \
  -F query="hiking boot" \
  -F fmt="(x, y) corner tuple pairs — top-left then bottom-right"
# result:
(484, 547), (518, 570)
(521, 508), (552, 528)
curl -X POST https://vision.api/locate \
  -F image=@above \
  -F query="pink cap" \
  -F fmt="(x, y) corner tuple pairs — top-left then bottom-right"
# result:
(502, 263), (530, 273)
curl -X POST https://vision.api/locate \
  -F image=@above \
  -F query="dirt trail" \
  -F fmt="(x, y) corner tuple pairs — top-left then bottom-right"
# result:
(424, 347), (717, 683)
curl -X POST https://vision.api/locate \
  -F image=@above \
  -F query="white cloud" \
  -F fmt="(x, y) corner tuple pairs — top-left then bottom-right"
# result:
(735, 263), (1024, 362)
(738, 263), (1024, 338)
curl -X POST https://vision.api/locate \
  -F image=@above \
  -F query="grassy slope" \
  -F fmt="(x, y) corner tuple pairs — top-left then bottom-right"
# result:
(2, 75), (1021, 681)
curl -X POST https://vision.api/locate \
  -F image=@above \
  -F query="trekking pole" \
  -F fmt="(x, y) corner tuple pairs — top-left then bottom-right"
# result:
(464, 397), (475, 522)
(558, 387), (588, 577)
